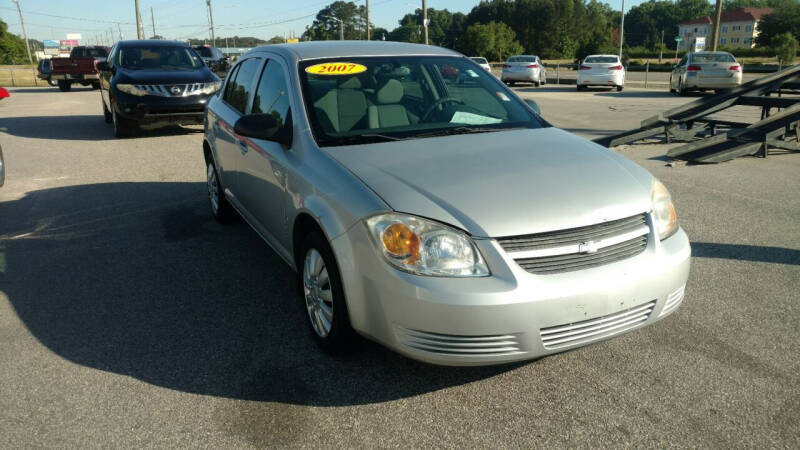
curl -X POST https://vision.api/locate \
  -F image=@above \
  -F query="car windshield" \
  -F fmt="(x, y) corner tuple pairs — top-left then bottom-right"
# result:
(508, 56), (537, 63)
(470, 57), (488, 64)
(299, 56), (543, 147)
(118, 46), (203, 70)
(692, 53), (736, 63)
(584, 56), (618, 63)
(194, 47), (214, 57)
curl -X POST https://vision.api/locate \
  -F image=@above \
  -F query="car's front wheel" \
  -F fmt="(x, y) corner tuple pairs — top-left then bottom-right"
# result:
(57, 80), (71, 92)
(299, 231), (353, 353)
(47, 77), (57, 87)
(111, 103), (135, 138)
(206, 160), (236, 223)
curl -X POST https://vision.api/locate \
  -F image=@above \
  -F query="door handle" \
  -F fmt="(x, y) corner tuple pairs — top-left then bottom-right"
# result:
(238, 140), (248, 154)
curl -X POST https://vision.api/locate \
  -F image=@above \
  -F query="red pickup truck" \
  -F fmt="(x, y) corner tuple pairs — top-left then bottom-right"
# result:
(51, 46), (110, 91)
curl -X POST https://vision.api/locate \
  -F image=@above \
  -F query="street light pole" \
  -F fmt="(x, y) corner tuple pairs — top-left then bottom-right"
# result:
(135, 0), (144, 39)
(710, 0), (723, 51)
(422, 0), (428, 45)
(619, 0), (625, 59)
(206, 0), (216, 47)
(365, 0), (370, 40)
(11, 0), (34, 65)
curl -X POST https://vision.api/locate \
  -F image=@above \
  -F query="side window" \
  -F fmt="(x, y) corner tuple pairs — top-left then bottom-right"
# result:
(222, 64), (240, 99)
(252, 60), (290, 127)
(222, 58), (262, 114)
(107, 45), (117, 68)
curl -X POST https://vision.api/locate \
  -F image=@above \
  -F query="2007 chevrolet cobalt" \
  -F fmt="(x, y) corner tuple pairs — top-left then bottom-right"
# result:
(202, 42), (691, 366)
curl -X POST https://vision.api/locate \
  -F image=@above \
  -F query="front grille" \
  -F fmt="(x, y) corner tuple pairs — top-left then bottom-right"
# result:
(540, 300), (656, 350)
(497, 213), (649, 274)
(395, 326), (523, 357)
(134, 83), (207, 97)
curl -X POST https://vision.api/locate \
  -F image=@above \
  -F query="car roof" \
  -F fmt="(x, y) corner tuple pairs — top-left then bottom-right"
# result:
(585, 54), (619, 58)
(115, 40), (190, 48)
(692, 51), (734, 55)
(247, 41), (460, 62)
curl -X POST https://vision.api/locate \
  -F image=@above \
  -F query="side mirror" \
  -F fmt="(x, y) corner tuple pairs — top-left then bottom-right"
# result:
(234, 111), (293, 148)
(97, 61), (110, 71)
(524, 99), (541, 115)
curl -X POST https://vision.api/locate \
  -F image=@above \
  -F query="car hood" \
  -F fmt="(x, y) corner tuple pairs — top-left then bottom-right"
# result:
(115, 67), (216, 84)
(324, 128), (654, 238)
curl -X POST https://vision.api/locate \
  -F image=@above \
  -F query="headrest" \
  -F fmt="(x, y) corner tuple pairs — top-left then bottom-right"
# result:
(376, 79), (404, 104)
(337, 77), (362, 89)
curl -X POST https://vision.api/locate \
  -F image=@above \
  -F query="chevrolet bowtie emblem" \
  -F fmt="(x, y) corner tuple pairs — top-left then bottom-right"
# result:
(578, 241), (599, 254)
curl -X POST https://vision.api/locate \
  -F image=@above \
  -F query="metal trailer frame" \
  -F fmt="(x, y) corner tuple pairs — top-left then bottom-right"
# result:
(595, 65), (800, 163)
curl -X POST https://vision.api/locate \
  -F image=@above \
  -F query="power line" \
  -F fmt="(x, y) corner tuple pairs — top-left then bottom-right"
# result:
(0, 6), (133, 24)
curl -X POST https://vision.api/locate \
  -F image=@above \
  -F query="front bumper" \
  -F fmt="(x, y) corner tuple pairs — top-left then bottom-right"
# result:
(332, 220), (691, 366)
(577, 72), (625, 86)
(113, 90), (210, 129)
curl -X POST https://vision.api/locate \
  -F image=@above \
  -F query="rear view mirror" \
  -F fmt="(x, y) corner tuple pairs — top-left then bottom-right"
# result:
(524, 99), (541, 115)
(234, 111), (293, 148)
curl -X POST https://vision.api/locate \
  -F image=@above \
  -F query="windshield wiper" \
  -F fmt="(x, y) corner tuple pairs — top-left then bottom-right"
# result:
(414, 126), (503, 139)
(321, 133), (406, 146)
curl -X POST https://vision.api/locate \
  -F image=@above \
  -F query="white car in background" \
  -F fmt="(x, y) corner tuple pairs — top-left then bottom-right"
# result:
(577, 55), (625, 91)
(469, 57), (492, 72)
(501, 55), (546, 87)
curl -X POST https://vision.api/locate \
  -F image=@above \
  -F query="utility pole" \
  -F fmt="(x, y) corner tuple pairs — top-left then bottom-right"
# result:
(323, 15), (344, 40)
(619, 0), (625, 59)
(151, 7), (156, 38)
(365, 0), (370, 40)
(422, 0), (428, 45)
(710, 0), (722, 51)
(108, 29), (114, 45)
(135, 0), (144, 39)
(118, 23), (124, 41)
(206, 0), (216, 47)
(659, 29), (664, 62)
(11, 0), (34, 65)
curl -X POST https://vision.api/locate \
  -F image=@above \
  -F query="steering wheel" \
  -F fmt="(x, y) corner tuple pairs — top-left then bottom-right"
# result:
(421, 97), (464, 122)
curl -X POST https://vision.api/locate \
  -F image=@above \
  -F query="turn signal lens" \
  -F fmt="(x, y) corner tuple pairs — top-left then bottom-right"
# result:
(527, 64), (539, 68)
(687, 65), (702, 71)
(609, 65), (623, 70)
(579, 65), (591, 70)
(381, 223), (420, 262)
(729, 65), (740, 71)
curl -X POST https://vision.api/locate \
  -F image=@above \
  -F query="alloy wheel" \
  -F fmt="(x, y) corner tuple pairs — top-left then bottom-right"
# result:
(303, 248), (334, 338)
(206, 163), (219, 215)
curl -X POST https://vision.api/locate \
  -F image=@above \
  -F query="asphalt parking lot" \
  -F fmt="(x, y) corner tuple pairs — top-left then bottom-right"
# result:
(1, 85), (798, 447)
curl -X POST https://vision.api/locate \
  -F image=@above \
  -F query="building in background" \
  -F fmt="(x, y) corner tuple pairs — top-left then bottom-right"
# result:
(678, 8), (773, 51)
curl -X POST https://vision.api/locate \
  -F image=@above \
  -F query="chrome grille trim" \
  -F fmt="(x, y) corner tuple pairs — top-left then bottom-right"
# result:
(497, 213), (650, 274)
(540, 301), (656, 350)
(660, 285), (685, 317)
(395, 326), (524, 356)
(133, 83), (206, 97)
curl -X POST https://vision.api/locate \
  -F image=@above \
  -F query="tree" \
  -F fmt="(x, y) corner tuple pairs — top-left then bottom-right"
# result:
(460, 22), (524, 62)
(772, 32), (797, 65)
(0, 18), (28, 64)
(722, 0), (796, 9)
(370, 27), (390, 41)
(391, 8), (466, 48)
(302, 1), (371, 41)
(756, 4), (800, 47)
(267, 36), (285, 44)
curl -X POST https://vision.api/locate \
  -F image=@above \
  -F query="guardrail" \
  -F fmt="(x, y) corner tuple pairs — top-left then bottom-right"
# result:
(0, 67), (42, 87)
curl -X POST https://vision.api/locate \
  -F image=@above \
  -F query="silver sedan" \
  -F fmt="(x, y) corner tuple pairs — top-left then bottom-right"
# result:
(203, 41), (690, 366)
(501, 55), (547, 86)
(670, 51), (743, 95)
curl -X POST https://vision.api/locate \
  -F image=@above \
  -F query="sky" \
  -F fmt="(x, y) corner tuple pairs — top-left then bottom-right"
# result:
(2, 0), (653, 44)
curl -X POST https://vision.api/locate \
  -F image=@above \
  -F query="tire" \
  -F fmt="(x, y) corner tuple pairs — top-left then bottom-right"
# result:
(91, 83), (100, 90)
(576, 85), (585, 91)
(111, 103), (135, 138)
(534, 80), (540, 87)
(508, 81), (516, 87)
(678, 78), (688, 96)
(616, 85), (624, 92)
(206, 159), (236, 223)
(57, 80), (71, 92)
(298, 231), (353, 353)
(669, 76), (676, 94)
(102, 97), (112, 124)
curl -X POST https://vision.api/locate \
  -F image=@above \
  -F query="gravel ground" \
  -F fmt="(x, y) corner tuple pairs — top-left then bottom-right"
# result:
(0, 86), (798, 448)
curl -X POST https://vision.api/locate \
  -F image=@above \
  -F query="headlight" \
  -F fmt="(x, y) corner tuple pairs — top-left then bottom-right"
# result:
(365, 213), (489, 277)
(198, 81), (222, 95)
(652, 179), (678, 240)
(115, 83), (147, 96)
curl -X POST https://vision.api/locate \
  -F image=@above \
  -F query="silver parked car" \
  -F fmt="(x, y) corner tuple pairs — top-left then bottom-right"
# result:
(670, 51), (742, 95)
(501, 55), (547, 86)
(203, 42), (691, 366)
(469, 56), (491, 72)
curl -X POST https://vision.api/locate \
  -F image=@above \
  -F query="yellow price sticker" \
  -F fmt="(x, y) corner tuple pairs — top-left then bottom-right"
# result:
(305, 62), (367, 76)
